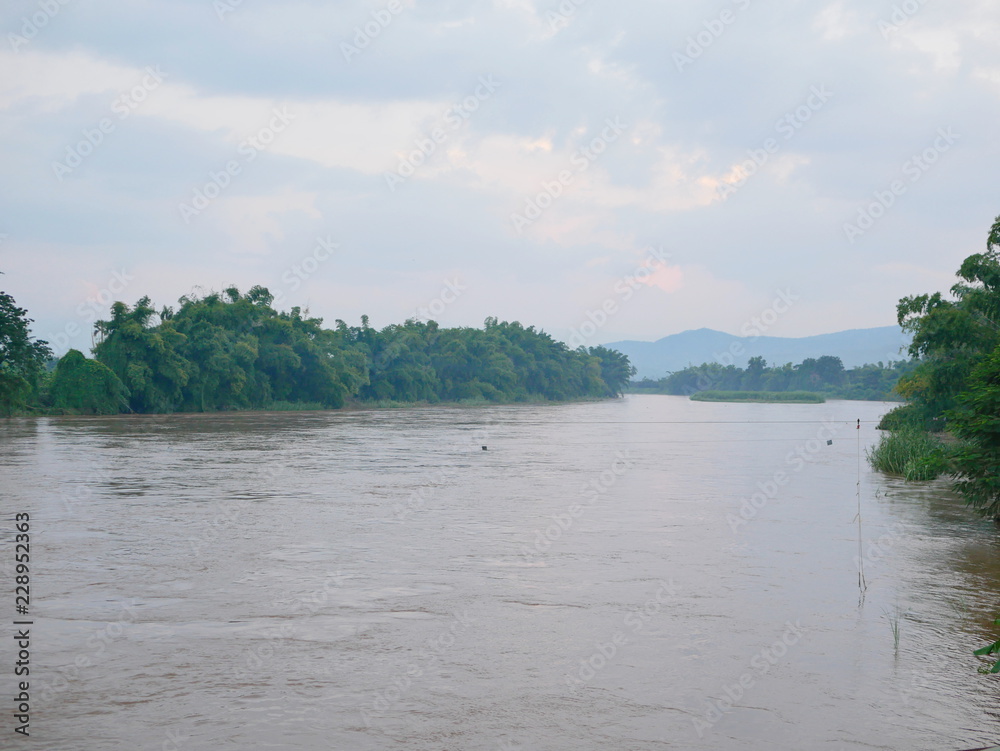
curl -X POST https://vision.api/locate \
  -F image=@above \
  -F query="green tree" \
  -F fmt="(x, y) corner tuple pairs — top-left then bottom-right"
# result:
(744, 356), (767, 390)
(85, 288), (633, 411)
(0, 279), (52, 414)
(893, 222), (1000, 422)
(870, 214), (1000, 518)
(815, 355), (846, 386)
(948, 344), (1000, 519)
(650, 357), (907, 400)
(49, 349), (129, 414)
(587, 345), (637, 396)
(94, 297), (192, 412)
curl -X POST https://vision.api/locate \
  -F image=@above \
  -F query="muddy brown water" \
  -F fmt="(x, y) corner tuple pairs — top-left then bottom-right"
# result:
(2, 395), (999, 750)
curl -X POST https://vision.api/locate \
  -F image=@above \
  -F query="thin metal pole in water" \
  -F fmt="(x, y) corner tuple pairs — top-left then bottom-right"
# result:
(857, 418), (867, 594)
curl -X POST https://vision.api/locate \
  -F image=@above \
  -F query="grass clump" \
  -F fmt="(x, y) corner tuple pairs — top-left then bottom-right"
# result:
(883, 606), (904, 654)
(866, 428), (950, 480)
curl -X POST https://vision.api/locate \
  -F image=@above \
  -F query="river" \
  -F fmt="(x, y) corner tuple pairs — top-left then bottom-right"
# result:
(2, 394), (999, 750)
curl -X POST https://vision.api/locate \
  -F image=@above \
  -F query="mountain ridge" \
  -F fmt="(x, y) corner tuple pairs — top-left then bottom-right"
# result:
(607, 325), (911, 380)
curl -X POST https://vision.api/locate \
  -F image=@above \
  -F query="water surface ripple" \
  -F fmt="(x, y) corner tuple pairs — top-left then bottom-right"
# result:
(2, 395), (999, 749)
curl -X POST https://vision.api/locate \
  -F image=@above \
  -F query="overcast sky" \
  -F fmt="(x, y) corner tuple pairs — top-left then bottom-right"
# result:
(1, 0), (997, 354)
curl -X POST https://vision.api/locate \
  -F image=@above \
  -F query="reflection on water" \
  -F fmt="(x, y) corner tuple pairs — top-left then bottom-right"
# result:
(2, 395), (999, 750)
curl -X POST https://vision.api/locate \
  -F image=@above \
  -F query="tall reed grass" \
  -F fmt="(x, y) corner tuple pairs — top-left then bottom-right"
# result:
(883, 606), (903, 654)
(866, 428), (948, 480)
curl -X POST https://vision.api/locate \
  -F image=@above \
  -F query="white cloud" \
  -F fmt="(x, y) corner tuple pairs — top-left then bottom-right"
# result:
(813, 2), (866, 41)
(0, 49), (140, 112)
(0, 48), (458, 176)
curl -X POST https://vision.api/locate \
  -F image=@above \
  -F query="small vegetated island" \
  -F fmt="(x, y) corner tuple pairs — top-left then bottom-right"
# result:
(631, 354), (916, 403)
(689, 390), (826, 404)
(0, 284), (636, 416)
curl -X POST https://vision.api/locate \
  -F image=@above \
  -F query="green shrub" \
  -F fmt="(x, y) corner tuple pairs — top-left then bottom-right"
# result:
(948, 345), (1000, 519)
(877, 403), (946, 432)
(867, 428), (948, 479)
(49, 349), (129, 414)
(903, 453), (950, 481)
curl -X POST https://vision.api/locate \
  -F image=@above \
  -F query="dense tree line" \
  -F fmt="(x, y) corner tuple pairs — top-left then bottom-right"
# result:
(875, 214), (1000, 519)
(631, 355), (915, 401)
(0, 276), (52, 414)
(0, 284), (636, 415)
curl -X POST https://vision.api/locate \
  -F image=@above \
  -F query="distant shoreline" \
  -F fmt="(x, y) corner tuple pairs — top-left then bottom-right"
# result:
(689, 390), (826, 404)
(1, 394), (615, 419)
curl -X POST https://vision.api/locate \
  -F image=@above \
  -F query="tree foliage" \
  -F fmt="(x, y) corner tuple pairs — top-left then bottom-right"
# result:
(0, 279), (52, 414)
(49, 349), (129, 414)
(634, 356), (914, 401)
(949, 344), (1000, 518)
(78, 286), (633, 412)
(893, 224), (1000, 422)
(878, 214), (1000, 519)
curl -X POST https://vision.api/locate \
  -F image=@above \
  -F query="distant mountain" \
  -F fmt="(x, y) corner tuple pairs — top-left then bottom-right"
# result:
(607, 326), (912, 380)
